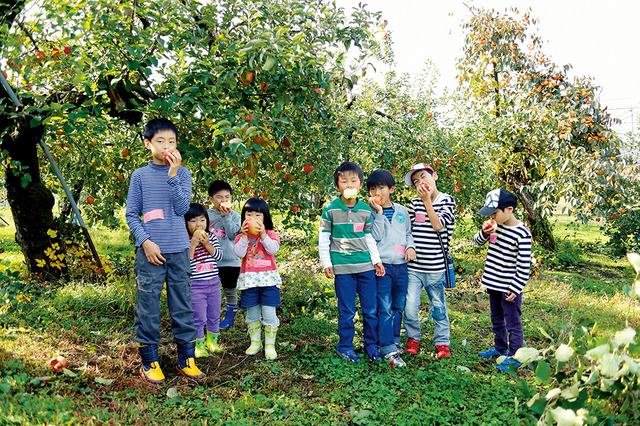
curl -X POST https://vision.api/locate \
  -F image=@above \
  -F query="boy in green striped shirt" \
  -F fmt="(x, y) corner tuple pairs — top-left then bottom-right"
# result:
(319, 162), (385, 363)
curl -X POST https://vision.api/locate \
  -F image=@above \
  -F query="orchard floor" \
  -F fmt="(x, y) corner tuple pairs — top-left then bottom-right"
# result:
(1, 209), (639, 424)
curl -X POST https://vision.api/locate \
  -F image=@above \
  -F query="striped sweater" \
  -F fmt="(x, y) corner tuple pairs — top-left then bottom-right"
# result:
(125, 162), (192, 254)
(407, 193), (456, 273)
(318, 197), (381, 275)
(473, 222), (532, 294)
(190, 233), (223, 281)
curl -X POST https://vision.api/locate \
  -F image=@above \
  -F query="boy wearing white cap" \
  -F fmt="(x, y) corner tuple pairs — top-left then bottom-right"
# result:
(403, 163), (456, 359)
(474, 188), (532, 371)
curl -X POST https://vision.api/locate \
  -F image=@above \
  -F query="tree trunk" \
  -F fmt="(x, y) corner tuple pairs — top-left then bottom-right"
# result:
(2, 117), (67, 278)
(508, 182), (556, 250)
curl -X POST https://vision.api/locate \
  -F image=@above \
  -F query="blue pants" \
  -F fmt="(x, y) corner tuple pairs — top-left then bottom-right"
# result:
(404, 269), (450, 345)
(376, 263), (408, 355)
(134, 248), (197, 345)
(334, 270), (378, 356)
(488, 289), (523, 356)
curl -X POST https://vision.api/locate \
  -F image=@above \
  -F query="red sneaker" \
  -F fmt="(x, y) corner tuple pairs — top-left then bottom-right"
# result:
(436, 345), (451, 359)
(405, 338), (420, 355)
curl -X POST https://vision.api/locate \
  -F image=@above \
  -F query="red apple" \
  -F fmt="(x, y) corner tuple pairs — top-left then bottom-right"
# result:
(121, 149), (129, 157)
(63, 46), (71, 56)
(292, 205), (299, 212)
(245, 114), (255, 122)
(49, 356), (68, 373)
(315, 88), (322, 94)
(240, 70), (254, 86)
(243, 186), (251, 194)
(419, 182), (431, 192)
(373, 195), (382, 205)
(86, 196), (95, 205)
(209, 160), (218, 169)
(163, 148), (179, 165)
(36, 51), (46, 61)
(51, 48), (60, 59)
(275, 162), (283, 170)
(282, 139), (291, 148)
(303, 163), (313, 173)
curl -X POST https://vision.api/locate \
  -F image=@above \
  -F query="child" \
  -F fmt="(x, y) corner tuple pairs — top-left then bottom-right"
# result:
(319, 162), (385, 363)
(474, 188), (532, 371)
(232, 198), (282, 360)
(185, 203), (223, 358)
(403, 163), (455, 359)
(125, 118), (203, 384)
(367, 169), (416, 367)
(207, 180), (242, 329)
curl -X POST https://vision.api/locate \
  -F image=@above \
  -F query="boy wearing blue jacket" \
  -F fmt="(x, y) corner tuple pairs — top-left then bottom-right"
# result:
(367, 169), (416, 367)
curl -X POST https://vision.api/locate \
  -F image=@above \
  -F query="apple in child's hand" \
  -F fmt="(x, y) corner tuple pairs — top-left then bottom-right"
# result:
(49, 356), (68, 373)
(343, 188), (358, 199)
(163, 148), (180, 165)
(220, 201), (232, 210)
(373, 195), (382, 205)
(247, 218), (259, 235)
(193, 229), (207, 240)
(419, 182), (431, 192)
(483, 219), (497, 232)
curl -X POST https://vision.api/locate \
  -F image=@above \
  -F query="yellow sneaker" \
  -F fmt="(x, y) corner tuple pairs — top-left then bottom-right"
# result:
(176, 357), (204, 380)
(140, 361), (165, 384)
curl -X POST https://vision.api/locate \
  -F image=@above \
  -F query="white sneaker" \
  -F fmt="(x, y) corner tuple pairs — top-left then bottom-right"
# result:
(384, 351), (406, 367)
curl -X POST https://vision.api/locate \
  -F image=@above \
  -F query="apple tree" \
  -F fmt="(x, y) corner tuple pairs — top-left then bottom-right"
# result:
(457, 6), (633, 250)
(0, 0), (385, 278)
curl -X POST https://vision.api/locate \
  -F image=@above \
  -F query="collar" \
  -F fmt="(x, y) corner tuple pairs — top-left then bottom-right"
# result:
(337, 197), (363, 212)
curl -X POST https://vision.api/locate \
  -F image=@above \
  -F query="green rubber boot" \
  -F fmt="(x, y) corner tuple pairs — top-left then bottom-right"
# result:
(206, 332), (222, 353)
(194, 338), (208, 358)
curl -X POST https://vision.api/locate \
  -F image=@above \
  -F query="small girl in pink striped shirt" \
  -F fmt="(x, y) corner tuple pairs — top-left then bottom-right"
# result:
(233, 198), (282, 360)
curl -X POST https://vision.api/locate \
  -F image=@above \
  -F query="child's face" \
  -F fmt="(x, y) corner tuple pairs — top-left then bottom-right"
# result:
(490, 207), (513, 224)
(411, 170), (437, 189)
(186, 215), (207, 235)
(336, 171), (363, 197)
(245, 210), (264, 224)
(145, 129), (178, 165)
(209, 190), (232, 211)
(368, 184), (395, 207)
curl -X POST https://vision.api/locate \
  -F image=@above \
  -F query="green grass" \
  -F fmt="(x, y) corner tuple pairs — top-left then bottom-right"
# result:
(1, 209), (639, 424)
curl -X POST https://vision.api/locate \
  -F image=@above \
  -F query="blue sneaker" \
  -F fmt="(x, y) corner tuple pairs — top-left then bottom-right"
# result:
(496, 357), (522, 371)
(368, 350), (382, 362)
(338, 350), (361, 363)
(478, 348), (508, 359)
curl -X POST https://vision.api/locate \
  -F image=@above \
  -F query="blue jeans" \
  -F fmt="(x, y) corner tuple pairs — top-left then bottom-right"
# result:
(404, 269), (450, 345)
(334, 270), (378, 356)
(376, 263), (408, 355)
(134, 248), (197, 345)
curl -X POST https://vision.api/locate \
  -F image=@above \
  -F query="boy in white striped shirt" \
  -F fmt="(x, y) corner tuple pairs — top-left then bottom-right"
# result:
(404, 163), (456, 359)
(474, 188), (532, 371)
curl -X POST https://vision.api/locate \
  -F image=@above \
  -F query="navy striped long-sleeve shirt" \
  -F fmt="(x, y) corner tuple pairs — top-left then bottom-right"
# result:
(474, 222), (532, 294)
(125, 162), (192, 254)
(407, 193), (456, 273)
(190, 233), (223, 281)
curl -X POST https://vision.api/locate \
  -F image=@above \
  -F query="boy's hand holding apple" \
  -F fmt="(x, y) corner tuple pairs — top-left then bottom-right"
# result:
(482, 219), (497, 236)
(163, 148), (182, 178)
(219, 201), (232, 215)
(368, 195), (383, 214)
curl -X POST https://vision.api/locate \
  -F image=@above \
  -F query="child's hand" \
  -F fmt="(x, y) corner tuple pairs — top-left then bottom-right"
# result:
(482, 219), (497, 236)
(324, 267), (334, 279)
(368, 196), (383, 214)
(240, 220), (250, 239)
(405, 247), (416, 262)
(416, 182), (432, 203)
(505, 291), (516, 302)
(142, 240), (166, 265)
(219, 202), (232, 216)
(374, 262), (385, 277)
(165, 149), (182, 178)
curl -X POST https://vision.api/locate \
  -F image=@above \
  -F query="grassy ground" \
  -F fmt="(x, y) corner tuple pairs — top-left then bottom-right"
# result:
(0, 208), (638, 424)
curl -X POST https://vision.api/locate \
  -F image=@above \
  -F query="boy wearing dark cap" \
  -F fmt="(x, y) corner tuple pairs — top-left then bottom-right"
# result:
(474, 188), (532, 371)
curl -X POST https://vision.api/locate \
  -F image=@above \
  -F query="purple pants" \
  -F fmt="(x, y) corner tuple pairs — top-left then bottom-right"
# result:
(191, 277), (221, 339)
(488, 289), (523, 356)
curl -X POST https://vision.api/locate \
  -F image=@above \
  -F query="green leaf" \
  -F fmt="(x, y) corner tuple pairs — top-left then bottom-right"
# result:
(263, 55), (276, 71)
(29, 117), (42, 128)
(95, 377), (114, 385)
(62, 368), (77, 377)
(535, 360), (551, 381)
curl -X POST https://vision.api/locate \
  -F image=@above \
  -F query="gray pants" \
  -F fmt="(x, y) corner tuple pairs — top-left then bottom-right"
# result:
(134, 248), (197, 345)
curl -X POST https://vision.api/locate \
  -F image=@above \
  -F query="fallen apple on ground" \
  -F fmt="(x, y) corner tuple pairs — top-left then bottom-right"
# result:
(49, 356), (68, 373)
